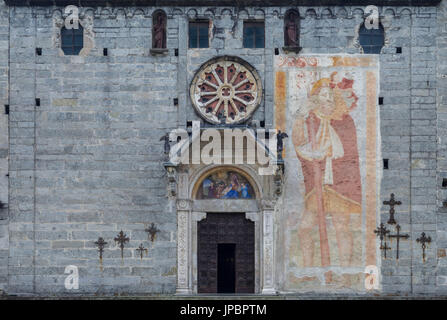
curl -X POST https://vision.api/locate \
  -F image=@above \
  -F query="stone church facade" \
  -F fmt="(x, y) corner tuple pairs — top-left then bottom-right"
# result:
(0, 0), (446, 297)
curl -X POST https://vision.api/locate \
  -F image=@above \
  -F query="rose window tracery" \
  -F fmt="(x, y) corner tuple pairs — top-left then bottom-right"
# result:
(190, 57), (262, 125)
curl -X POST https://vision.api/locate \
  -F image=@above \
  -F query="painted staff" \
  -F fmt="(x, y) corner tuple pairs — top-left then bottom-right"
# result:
(308, 114), (331, 276)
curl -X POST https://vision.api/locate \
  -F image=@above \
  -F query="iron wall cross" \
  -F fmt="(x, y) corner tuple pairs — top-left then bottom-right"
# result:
(374, 223), (390, 246)
(380, 242), (392, 259)
(383, 193), (402, 225)
(136, 243), (148, 260)
(374, 223), (391, 259)
(145, 223), (160, 242)
(114, 230), (130, 259)
(388, 224), (409, 260)
(416, 232), (432, 263)
(94, 237), (108, 260)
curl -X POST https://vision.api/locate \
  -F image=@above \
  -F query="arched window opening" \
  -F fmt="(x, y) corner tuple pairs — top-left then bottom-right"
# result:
(61, 25), (84, 55)
(358, 22), (384, 54)
(284, 9), (300, 49)
(152, 10), (167, 49)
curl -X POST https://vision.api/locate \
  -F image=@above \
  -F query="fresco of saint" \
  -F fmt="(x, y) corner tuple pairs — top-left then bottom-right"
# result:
(291, 72), (361, 268)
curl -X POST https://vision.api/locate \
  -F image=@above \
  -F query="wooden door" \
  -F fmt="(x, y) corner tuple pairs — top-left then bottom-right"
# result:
(197, 213), (255, 293)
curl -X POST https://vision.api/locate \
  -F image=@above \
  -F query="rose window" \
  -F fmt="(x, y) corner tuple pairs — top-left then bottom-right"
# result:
(190, 57), (262, 125)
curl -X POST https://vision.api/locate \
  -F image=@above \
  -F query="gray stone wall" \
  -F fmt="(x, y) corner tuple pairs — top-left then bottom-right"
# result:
(8, 6), (178, 295)
(1, 2), (446, 295)
(437, 0), (447, 295)
(0, 0), (8, 295)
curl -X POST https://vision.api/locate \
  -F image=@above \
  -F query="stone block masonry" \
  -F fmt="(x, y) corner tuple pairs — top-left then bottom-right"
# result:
(0, 1), (8, 294)
(0, 1), (446, 296)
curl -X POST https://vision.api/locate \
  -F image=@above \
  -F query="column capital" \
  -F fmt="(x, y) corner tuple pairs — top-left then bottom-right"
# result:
(259, 199), (276, 211)
(176, 199), (193, 211)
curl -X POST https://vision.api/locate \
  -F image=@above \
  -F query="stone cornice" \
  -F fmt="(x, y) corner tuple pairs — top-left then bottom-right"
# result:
(4, 0), (442, 7)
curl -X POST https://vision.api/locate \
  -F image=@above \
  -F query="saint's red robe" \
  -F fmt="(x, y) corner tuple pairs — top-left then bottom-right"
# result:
(296, 111), (362, 214)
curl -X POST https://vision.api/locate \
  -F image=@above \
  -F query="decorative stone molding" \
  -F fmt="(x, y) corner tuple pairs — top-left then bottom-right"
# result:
(31, 5), (420, 21)
(261, 209), (275, 294)
(176, 209), (190, 294)
(6, 0), (441, 7)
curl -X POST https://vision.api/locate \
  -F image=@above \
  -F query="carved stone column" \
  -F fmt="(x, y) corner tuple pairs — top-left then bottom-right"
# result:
(260, 200), (276, 294)
(246, 212), (261, 293)
(176, 199), (192, 294)
(191, 212), (207, 293)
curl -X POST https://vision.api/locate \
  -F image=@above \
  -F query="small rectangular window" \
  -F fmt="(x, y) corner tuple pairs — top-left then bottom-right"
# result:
(243, 21), (265, 48)
(189, 21), (209, 48)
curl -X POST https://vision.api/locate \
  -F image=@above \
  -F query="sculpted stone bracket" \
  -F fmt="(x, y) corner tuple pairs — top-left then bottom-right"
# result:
(273, 162), (284, 199)
(192, 211), (207, 222)
(164, 162), (178, 198)
(246, 212), (259, 222)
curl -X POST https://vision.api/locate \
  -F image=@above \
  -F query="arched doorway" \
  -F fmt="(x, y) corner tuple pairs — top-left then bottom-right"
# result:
(193, 168), (256, 293)
(198, 212), (255, 293)
(173, 165), (277, 295)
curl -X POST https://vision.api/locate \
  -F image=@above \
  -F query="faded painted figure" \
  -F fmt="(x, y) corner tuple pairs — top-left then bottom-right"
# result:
(292, 72), (361, 267)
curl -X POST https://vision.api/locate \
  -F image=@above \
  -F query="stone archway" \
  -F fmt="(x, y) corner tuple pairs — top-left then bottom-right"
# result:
(174, 165), (277, 295)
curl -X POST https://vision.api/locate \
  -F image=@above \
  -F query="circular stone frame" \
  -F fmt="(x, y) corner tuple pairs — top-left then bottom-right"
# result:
(189, 56), (263, 125)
